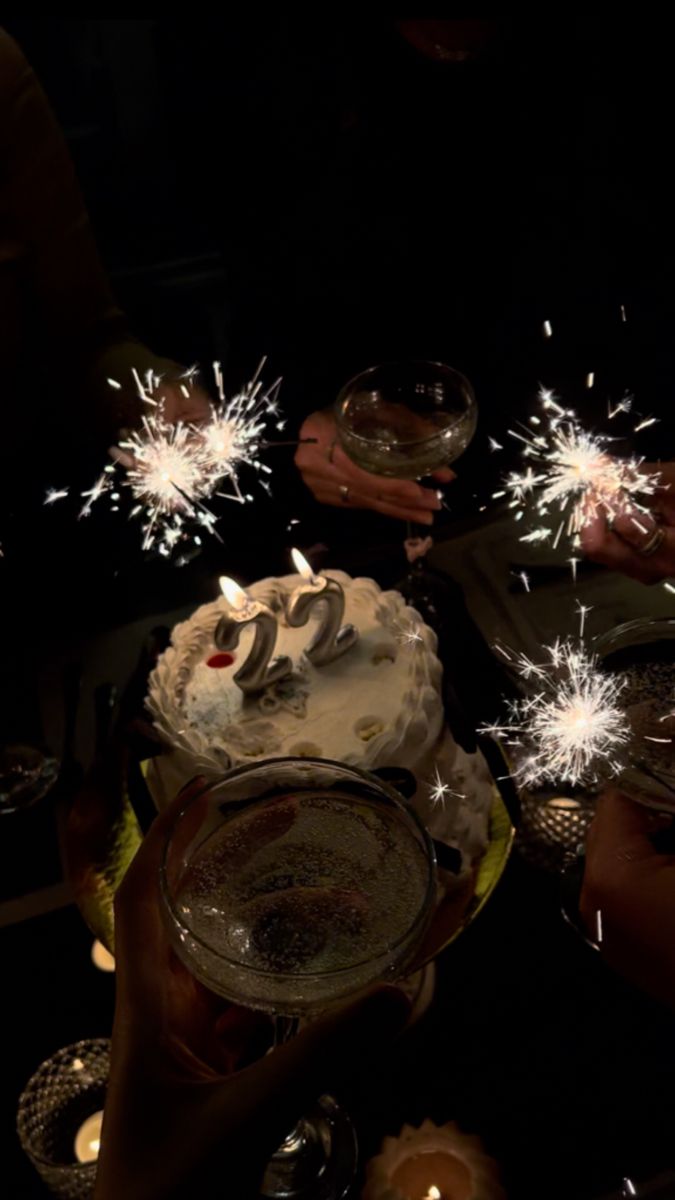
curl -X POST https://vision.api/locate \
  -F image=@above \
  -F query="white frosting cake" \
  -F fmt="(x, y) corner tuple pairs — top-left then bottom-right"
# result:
(146, 571), (495, 870)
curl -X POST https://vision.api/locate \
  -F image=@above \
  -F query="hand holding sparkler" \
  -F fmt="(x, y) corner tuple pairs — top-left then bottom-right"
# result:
(581, 461), (675, 585)
(110, 377), (212, 470)
(295, 410), (455, 525)
(51, 360), (288, 557)
(495, 388), (667, 582)
(580, 788), (675, 1009)
(156, 378), (212, 428)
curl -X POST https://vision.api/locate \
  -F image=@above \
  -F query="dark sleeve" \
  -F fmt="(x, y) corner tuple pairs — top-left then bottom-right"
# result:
(0, 30), (178, 436)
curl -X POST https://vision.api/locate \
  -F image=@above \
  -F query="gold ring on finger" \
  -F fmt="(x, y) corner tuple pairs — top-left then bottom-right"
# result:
(638, 526), (666, 557)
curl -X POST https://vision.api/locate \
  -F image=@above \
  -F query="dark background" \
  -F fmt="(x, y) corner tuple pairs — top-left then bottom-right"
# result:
(2, 19), (675, 1197)
(2, 17), (674, 587)
(1, 15), (673, 632)
(5, 16), (675, 428)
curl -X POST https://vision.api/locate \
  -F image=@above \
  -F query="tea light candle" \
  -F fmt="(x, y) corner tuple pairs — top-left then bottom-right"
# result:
(362, 1120), (504, 1200)
(91, 940), (115, 972)
(215, 576), (292, 694)
(392, 1151), (472, 1199)
(74, 1110), (103, 1164)
(286, 549), (358, 666)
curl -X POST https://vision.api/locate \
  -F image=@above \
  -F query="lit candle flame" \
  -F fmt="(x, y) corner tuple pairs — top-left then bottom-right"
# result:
(426, 1188), (442, 1200)
(219, 576), (249, 611)
(291, 547), (317, 582)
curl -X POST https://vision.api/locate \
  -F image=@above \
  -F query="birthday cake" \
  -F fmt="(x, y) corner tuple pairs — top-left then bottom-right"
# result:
(146, 571), (495, 869)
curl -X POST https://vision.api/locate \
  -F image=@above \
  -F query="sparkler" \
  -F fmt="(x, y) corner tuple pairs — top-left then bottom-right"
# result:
(428, 766), (466, 809)
(394, 619), (424, 647)
(47, 359), (285, 557)
(495, 386), (662, 555)
(44, 487), (69, 505)
(482, 637), (629, 788)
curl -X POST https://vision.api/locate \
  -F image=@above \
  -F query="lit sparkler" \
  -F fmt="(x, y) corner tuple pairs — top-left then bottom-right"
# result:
(482, 638), (629, 787)
(429, 766), (466, 809)
(49, 360), (284, 557)
(495, 387), (662, 554)
(394, 620), (424, 647)
(44, 487), (69, 505)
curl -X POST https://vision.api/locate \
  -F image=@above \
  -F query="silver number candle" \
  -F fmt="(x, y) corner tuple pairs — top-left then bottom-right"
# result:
(286, 549), (358, 666)
(215, 576), (292, 694)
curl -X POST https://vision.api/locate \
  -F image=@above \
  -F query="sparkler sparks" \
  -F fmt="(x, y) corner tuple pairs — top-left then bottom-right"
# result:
(495, 387), (662, 553)
(44, 487), (69, 505)
(394, 620), (424, 647)
(481, 638), (629, 787)
(55, 360), (284, 557)
(429, 766), (466, 809)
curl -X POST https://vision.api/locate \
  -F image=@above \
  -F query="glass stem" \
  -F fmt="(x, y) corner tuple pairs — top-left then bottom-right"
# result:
(404, 519), (425, 578)
(271, 1016), (309, 1156)
(272, 1014), (300, 1050)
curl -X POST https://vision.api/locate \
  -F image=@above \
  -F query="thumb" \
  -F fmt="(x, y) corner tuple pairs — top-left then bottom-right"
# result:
(232, 985), (411, 1144)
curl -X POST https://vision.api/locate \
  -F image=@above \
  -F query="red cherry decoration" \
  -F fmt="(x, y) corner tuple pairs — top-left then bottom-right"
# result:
(206, 652), (236, 669)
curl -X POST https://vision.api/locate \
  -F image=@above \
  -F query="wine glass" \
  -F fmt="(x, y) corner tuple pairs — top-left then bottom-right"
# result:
(0, 744), (60, 815)
(160, 757), (437, 1200)
(335, 360), (477, 621)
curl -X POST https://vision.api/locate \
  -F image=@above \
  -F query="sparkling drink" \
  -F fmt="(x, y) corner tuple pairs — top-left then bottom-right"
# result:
(335, 360), (477, 478)
(337, 400), (476, 478)
(167, 788), (431, 1015)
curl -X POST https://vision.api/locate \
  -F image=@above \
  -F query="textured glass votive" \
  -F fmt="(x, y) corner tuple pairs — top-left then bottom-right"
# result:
(517, 791), (596, 872)
(17, 1038), (110, 1200)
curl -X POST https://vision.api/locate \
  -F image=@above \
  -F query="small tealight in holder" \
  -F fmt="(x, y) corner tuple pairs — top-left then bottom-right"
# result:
(517, 789), (596, 873)
(362, 1119), (505, 1200)
(17, 1038), (110, 1199)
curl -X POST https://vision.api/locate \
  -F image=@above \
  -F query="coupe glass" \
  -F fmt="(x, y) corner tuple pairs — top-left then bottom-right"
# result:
(335, 360), (477, 621)
(0, 743), (59, 814)
(160, 757), (437, 1200)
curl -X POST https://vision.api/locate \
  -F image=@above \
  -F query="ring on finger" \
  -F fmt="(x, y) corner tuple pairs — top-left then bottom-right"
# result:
(638, 526), (665, 557)
(339, 484), (350, 504)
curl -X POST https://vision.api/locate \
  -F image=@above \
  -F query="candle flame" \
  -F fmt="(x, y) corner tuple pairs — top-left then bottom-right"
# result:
(427, 1189), (442, 1200)
(219, 576), (249, 611)
(291, 547), (315, 581)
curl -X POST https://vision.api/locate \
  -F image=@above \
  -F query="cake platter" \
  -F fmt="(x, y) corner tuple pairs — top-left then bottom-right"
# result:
(66, 743), (515, 961)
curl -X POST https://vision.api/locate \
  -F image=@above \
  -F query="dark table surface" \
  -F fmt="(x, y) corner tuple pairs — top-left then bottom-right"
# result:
(2, 532), (675, 1200)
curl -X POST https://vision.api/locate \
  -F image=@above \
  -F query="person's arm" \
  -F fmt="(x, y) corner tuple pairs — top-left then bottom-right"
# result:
(580, 788), (675, 1008)
(94, 779), (410, 1200)
(0, 32), (207, 437)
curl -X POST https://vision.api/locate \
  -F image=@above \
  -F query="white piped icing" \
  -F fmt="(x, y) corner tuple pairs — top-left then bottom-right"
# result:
(147, 572), (443, 779)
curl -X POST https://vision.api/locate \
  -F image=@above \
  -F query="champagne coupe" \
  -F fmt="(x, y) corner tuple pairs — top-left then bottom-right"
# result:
(0, 744), (59, 815)
(160, 757), (436, 1200)
(335, 360), (477, 621)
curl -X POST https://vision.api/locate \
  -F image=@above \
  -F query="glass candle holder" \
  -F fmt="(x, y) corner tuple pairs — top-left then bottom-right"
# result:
(17, 1038), (110, 1200)
(517, 789), (596, 873)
